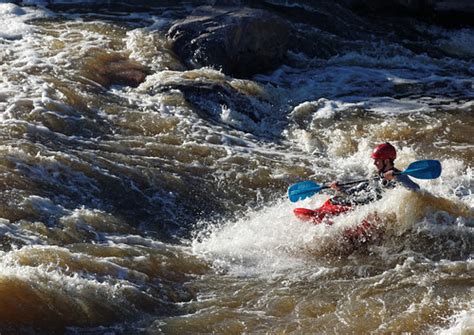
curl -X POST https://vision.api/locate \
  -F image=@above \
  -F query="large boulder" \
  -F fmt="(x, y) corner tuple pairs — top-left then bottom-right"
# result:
(167, 6), (290, 78)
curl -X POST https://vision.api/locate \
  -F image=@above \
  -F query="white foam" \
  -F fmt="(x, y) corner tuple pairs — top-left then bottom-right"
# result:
(0, 218), (44, 245)
(0, 3), (49, 39)
(361, 97), (430, 114)
(257, 38), (473, 123)
(192, 199), (318, 277)
(0, 3), (32, 39)
(436, 307), (474, 335)
(292, 99), (338, 120)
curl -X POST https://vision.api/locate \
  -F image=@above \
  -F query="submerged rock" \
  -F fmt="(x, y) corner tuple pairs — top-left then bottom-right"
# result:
(154, 79), (270, 132)
(167, 6), (290, 78)
(83, 52), (150, 88)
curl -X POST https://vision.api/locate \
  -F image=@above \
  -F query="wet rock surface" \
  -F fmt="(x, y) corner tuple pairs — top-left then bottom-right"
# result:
(167, 6), (290, 78)
(83, 52), (150, 88)
(162, 0), (473, 76)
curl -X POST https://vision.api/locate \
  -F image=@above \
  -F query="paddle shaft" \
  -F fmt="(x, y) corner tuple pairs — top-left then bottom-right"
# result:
(322, 176), (379, 190)
(326, 170), (411, 190)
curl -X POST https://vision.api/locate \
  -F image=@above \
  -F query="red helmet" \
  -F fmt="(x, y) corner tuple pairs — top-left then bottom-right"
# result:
(371, 142), (396, 160)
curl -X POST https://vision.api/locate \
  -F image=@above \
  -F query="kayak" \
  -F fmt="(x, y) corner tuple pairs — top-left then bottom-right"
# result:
(294, 199), (352, 223)
(294, 199), (377, 241)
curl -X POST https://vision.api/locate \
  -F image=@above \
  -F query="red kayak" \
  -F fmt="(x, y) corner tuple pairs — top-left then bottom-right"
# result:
(294, 199), (352, 223)
(294, 199), (377, 241)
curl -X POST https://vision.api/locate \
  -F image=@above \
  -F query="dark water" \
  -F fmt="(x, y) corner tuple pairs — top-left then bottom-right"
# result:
(0, 2), (473, 334)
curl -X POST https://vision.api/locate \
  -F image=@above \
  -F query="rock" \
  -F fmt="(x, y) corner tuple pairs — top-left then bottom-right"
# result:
(156, 80), (265, 125)
(267, 1), (374, 60)
(105, 61), (148, 87)
(207, 0), (244, 5)
(167, 6), (290, 78)
(344, 0), (474, 26)
(83, 52), (149, 88)
(343, 0), (426, 13)
(431, 0), (474, 27)
(434, 0), (474, 12)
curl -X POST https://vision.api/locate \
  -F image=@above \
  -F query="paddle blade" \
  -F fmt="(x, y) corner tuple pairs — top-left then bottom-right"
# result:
(288, 181), (323, 202)
(401, 160), (442, 179)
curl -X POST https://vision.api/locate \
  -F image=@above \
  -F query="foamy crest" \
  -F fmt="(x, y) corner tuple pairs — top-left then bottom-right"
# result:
(0, 218), (43, 246)
(0, 3), (31, 39)
(0, 3), (49, 39)
(192, 199), (318, 277)
(0, 245), (145, 327)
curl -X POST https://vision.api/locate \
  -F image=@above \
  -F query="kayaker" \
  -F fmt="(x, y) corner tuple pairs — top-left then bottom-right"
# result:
(329, 142), (420, 206)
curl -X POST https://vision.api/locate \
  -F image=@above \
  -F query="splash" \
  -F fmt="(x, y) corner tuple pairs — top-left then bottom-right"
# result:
(193, 180), (473, 276)
(436, 307), (474, 335)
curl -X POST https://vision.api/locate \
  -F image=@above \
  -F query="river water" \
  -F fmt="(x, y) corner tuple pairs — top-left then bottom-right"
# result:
(0, 2), (473, 334)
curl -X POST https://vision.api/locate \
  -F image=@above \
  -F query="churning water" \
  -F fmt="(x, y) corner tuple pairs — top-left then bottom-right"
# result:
(0, 2), (472, 334)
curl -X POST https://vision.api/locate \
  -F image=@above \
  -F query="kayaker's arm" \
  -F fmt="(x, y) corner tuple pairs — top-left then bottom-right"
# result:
(395, 173), (420, 190)
(384, 169), (420, 190)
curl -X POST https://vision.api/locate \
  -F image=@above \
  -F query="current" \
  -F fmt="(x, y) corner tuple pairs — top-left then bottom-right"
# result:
(0, 1), (473, 334)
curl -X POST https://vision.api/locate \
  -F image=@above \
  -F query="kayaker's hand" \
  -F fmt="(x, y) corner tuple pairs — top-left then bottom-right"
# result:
(330, 181), (342, 191)
(383, 170), (396, 180)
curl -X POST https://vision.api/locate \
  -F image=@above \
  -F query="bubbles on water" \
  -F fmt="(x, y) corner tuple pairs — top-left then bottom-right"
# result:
(0, 3), (473, 333)
(125, 28), (182, 72)
(436, 307), (474, 335)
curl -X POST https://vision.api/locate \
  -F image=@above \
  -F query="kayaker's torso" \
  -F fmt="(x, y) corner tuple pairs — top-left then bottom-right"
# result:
(331, 168), (420, 206)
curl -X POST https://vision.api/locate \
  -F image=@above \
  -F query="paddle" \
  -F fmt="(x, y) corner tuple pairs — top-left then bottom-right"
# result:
(288, 159), (442, 202)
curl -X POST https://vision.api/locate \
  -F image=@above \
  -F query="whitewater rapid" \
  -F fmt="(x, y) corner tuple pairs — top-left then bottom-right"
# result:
(0, 2), (472, 334)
